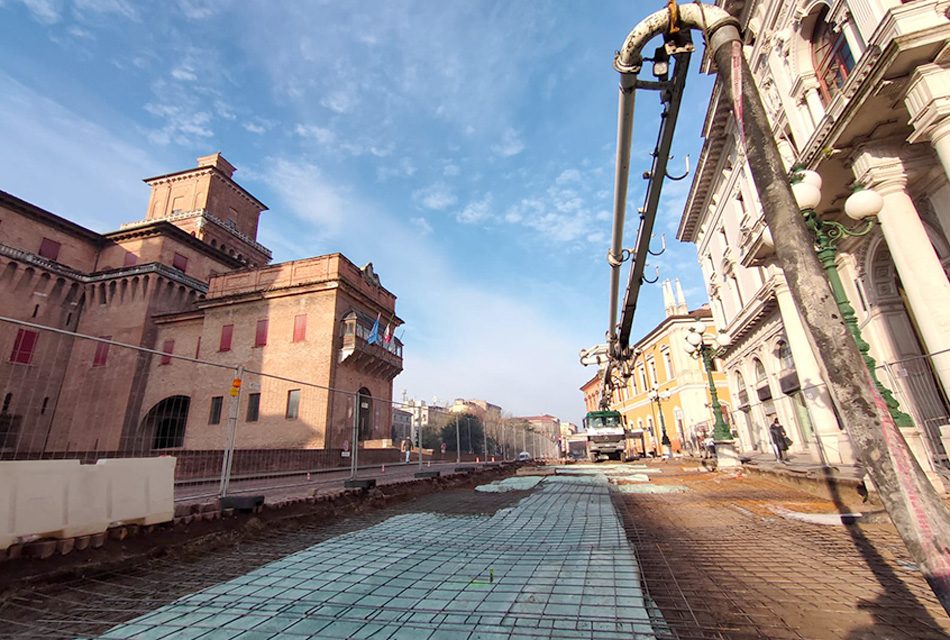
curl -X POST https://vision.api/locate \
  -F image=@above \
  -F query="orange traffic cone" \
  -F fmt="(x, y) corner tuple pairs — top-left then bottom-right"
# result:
(476, 457), (480, 464)
(381, 464), (386, 474)
(306, 472), (311, 481)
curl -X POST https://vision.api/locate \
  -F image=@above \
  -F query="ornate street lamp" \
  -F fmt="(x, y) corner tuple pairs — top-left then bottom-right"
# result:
(647, 385), (672, 458)
(790, 169), (914, 428)
(683, 321), (731, 443)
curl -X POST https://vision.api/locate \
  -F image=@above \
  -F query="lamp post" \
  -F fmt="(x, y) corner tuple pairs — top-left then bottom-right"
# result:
(790, 169), (914, 428)
(647, 385), (672, 459)
(684, 322), (738, 468)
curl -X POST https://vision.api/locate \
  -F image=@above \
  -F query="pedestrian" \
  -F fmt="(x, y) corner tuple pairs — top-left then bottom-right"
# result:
(401, 437), (411, 463)
(769, 418), (789, 462)
(704, 435), (716, 459)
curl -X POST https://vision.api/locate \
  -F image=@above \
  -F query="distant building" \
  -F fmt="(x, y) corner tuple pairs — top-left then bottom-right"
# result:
(0, 153), (403, 456)
(580, 374), (602, 413)
(392, 408), (412, 443)
(591, 281), (732, 456)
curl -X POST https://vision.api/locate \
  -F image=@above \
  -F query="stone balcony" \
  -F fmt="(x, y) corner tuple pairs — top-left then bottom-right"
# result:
(339, 320), (403, 381)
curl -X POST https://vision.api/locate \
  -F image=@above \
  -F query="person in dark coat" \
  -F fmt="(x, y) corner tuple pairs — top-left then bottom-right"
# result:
(769, 418), (789, 461)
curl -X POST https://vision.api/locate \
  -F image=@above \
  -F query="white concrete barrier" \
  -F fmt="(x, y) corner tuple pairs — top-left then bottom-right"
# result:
(0, 457), (175, 550)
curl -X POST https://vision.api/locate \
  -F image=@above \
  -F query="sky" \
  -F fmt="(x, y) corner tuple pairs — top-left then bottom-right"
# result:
(0, 0), (714, 425)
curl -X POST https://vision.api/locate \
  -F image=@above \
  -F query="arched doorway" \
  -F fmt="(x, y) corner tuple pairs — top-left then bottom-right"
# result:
(357, 387), (373, 441)
(865, 236), (950, 466)
(142, 396), (191, 449)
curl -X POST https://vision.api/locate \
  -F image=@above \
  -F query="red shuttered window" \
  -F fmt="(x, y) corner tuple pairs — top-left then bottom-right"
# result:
(93, 337), (111, 367)
(39, 238), (61, 261)
(10, 329), (38, 364)
(255, 319), (268, 347)
(160, 339), (174, 365)
(219, 324), (233, 352)
(172, 252), (188, 272)
(293, 314), (307, 342)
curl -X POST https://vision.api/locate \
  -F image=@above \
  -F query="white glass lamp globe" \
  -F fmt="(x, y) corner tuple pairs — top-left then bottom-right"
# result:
(799, 169), (822, 190)
(716, 333), (731, 348)
(691, 320), (706, 335)
(845, 186), (884, 220)
(684, 342), (697, 354)
(686, 331), (703, 347)
(792, 180), (821, 210)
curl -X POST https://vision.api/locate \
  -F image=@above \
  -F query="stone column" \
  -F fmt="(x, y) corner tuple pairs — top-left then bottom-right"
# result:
(773, 281), (852, 465)
(852, 144), (950, 400)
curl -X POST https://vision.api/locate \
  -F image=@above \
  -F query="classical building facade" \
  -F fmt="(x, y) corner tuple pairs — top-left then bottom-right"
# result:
(0, 153), (403, 457)
(678, 0), (950, 483)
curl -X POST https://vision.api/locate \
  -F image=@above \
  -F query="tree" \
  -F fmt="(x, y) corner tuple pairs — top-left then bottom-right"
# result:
(440, 414), (486, 455)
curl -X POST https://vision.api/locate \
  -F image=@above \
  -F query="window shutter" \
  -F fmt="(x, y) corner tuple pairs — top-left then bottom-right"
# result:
(10, 330), (38, 364)
(293, 314), (307, 342)
(255, 319), (268, 347)
(219, 324), (233, 351)
(160, 339), (175, 365)
(39, 238), (61, 261)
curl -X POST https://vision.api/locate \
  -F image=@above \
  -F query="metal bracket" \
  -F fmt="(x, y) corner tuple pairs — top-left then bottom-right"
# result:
(666, 154), (690, 181)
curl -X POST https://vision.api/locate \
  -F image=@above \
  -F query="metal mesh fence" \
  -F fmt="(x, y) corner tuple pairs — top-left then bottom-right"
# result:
(0, 316), (560, 505)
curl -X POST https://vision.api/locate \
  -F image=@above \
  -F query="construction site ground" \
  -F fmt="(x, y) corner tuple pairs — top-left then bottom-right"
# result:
(1, 461), (948, 639)
(614, 459), (950, 639)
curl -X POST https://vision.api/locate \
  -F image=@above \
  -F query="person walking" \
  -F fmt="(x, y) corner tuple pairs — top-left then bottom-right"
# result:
(401, 437), (411, 463)
(769, 418), (789, 462)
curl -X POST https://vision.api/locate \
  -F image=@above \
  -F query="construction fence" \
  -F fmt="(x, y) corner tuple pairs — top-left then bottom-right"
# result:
(0, 317), (555, 503)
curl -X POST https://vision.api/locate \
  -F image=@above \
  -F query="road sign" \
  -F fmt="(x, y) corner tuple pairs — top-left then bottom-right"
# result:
(341, 451), (351, 458)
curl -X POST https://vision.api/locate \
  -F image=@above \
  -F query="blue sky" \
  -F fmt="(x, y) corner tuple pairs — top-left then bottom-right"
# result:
(0, 0), (713, 424)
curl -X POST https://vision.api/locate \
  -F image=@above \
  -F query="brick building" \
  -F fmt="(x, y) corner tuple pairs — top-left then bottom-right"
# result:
(0, 153), (402, 458)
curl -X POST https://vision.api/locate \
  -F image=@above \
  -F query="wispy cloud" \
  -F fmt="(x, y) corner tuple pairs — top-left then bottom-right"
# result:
(491, 128), (525, 157)
(410, 216), (433, 235)
(295, 123), (335, 144)
(457, 194), (494, 225)
(377, 157), (416, 182)
(144, 100), (213, 145)
(320, 90), (358, 114)
(413, 183), (457, 211)
(20, 0), (61, 23)
(171, 66), (197, 82)
(177, 0), (219, 20)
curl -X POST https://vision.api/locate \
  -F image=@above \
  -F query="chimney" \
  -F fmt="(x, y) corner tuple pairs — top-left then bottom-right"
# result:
(196, 152), (236, 178)
(662, 280), (675, 317)
(675, 278), (688, 315)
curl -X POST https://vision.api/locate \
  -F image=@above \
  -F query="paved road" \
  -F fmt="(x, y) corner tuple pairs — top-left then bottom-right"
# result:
(90, 470), (660, 639)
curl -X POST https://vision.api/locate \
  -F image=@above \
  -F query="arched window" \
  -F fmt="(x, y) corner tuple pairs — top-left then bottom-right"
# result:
(735, 371), (747, 391)
(753, 358), (768, 385)
(811, 6), (854, 103)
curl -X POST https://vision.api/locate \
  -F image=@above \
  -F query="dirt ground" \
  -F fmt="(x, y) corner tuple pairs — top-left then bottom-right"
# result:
(613, 461), (950, 640)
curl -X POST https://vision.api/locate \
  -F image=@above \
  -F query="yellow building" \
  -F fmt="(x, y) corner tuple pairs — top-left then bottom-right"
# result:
(608, 280), (732, 457)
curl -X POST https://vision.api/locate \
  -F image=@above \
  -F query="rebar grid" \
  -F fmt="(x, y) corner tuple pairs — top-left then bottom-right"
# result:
(612, 464), (950, 640)
(1, 476), (666, 639)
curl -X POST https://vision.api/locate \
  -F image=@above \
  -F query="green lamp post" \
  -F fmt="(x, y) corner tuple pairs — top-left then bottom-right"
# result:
(684, 322), (732, 441)
(790, 168), (913, 428)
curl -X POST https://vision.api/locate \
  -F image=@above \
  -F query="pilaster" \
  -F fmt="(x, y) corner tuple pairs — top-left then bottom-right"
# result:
(773, 282), (850, 465)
